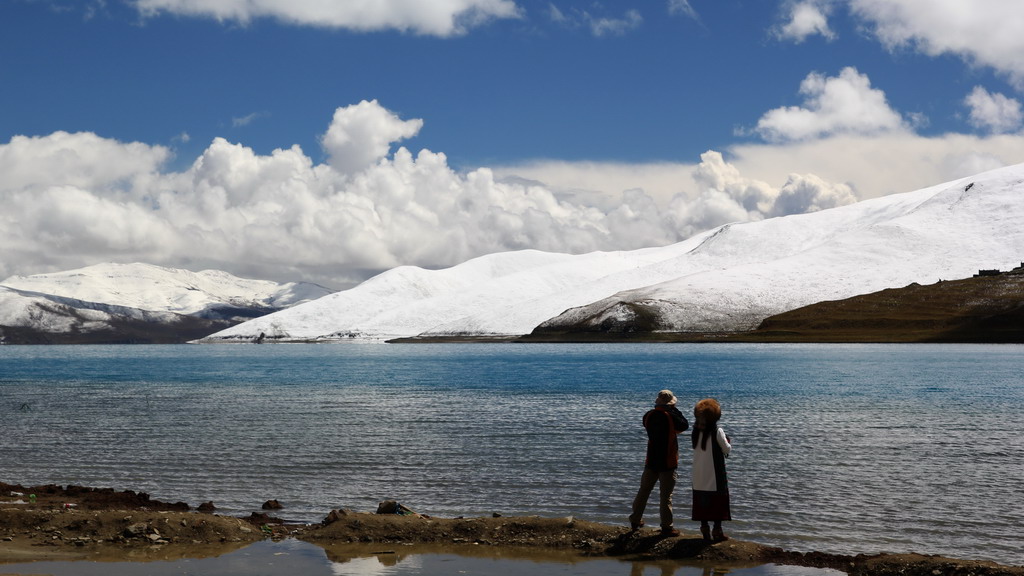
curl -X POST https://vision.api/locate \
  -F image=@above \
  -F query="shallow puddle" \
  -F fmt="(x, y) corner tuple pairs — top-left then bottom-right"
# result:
(0, 539), (844, 576)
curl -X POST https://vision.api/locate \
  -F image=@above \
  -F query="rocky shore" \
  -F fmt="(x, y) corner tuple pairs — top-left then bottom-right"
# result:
(1, 483), (1021, 575)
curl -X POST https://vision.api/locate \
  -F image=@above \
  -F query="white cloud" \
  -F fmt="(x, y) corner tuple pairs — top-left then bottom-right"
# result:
(587, 9), (643, 37)
(667, 0), (698, 19)
(666, 151), (856, 237)
(501, 152), (861, 243)
(849, 0), (1024, 86)
(691, 151), (777, 215)
(965, 86), (1023, 134)
(0, 102), (876, 288)
(497, 132), (1024, 209)
(232, 111), (269, 128)
(0, 131), (169, 192)
(0, 104), (624, 286)
(547, 5), (643, 36)
(753, 66), (908, 142)
(492, 160), (693, 207)
(772, 172), (856, 216)
(321, 100), (424, 176)
(775, 1), (835, 42)
(131, 0), (521, 36)
(728, 133), (1024, 199)
(6, 101), (1024, 289)
(736, 63), (1024, 197)
(547, 3), (567, 24)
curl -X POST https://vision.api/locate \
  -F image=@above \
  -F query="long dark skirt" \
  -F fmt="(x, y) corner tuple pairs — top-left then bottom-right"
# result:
(691, 489), (731, 521)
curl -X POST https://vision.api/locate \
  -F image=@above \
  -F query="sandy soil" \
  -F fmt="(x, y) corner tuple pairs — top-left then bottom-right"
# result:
(2, 483), (1022, 575)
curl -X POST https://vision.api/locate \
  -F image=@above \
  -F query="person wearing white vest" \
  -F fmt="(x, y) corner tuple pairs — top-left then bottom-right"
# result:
(691, 397), (732, 542)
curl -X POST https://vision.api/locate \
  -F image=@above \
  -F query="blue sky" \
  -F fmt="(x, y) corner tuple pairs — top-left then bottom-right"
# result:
(3, 0), (1024, 288)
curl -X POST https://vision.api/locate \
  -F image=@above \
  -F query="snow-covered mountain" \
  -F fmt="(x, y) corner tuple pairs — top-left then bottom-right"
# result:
(0, 263), (332, 344)
(201, 162), (1024, 343)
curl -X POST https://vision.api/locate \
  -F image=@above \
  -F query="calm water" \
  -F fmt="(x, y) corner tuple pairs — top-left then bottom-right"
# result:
(1, 343), (1022, 566)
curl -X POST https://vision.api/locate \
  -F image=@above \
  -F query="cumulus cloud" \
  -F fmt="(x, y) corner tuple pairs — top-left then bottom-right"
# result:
(691, 151), (777, 215)
(0, 102), (870, 288)
(728, 133), (1024, 199)
(666, 151), (856, 237)
(131, 0), (520, 36)
(773, 172), (856, 216)
(492, 161), (694, 207)
(775, 1), (835, 42)
(964, 86), (1023, 134)
(0, 131), (169, 192)
(848, 0), (1024, 86)
(724, 58), (1024, 197)
(753, 66), (908, 142)
(499, 130), (1024, 214)
(321, 100), (424, 175)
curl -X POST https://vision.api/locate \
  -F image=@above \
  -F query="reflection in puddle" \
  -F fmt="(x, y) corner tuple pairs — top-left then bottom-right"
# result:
(0, 539), (844, 576)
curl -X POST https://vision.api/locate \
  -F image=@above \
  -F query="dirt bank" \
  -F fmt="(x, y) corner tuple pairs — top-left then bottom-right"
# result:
(0, 483), (262, 562)
(300, 508), (1024, 576)
(2, 483), (1022, 575)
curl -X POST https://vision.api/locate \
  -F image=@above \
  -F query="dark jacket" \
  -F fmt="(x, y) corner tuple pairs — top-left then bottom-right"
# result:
(643, 405), (689, 470)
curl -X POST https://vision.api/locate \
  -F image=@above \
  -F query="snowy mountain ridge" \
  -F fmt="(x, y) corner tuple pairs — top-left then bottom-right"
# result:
(1, 262), (331, 317)
(201, 162), (1024, 343)
(0, 263), (333, 343)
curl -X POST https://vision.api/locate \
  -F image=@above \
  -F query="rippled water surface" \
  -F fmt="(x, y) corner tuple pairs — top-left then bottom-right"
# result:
(1, 343), (1022, 566)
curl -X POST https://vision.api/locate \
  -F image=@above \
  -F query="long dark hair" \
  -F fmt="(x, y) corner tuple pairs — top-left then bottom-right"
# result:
(691, 398), (722, 450)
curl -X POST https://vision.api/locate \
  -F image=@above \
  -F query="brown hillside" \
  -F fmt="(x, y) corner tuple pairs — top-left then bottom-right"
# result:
(741, 267), (1024, 343)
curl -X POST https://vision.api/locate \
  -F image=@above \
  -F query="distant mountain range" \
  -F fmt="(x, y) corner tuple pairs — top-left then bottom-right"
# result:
(0, 263), (332, 344)
(5, 162), (1024, 345)
(200, 162), (1024, 343)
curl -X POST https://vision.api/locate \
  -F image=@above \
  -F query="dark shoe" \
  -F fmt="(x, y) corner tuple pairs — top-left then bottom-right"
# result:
(660, 527), (681, 537)
(629, 520), (644, 531)
(700, 524), (712, 541)
(712, 527), (729, 542)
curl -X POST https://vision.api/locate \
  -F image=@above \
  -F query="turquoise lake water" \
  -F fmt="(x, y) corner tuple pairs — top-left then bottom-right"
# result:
(1, 343), (1022, 566)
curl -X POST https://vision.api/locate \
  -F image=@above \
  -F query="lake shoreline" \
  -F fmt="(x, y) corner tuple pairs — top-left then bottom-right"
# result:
(2, 483), (1022, 575)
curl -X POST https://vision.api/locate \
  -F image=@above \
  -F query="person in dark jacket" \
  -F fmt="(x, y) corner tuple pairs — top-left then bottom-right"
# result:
(628, 389), (689, 536)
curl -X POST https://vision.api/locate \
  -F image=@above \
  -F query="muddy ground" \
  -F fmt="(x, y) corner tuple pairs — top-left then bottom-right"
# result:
(1, 483), (1021, 575)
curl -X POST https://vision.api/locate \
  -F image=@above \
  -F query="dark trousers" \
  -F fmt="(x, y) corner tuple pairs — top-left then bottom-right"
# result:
(629, 468), (677, 529)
